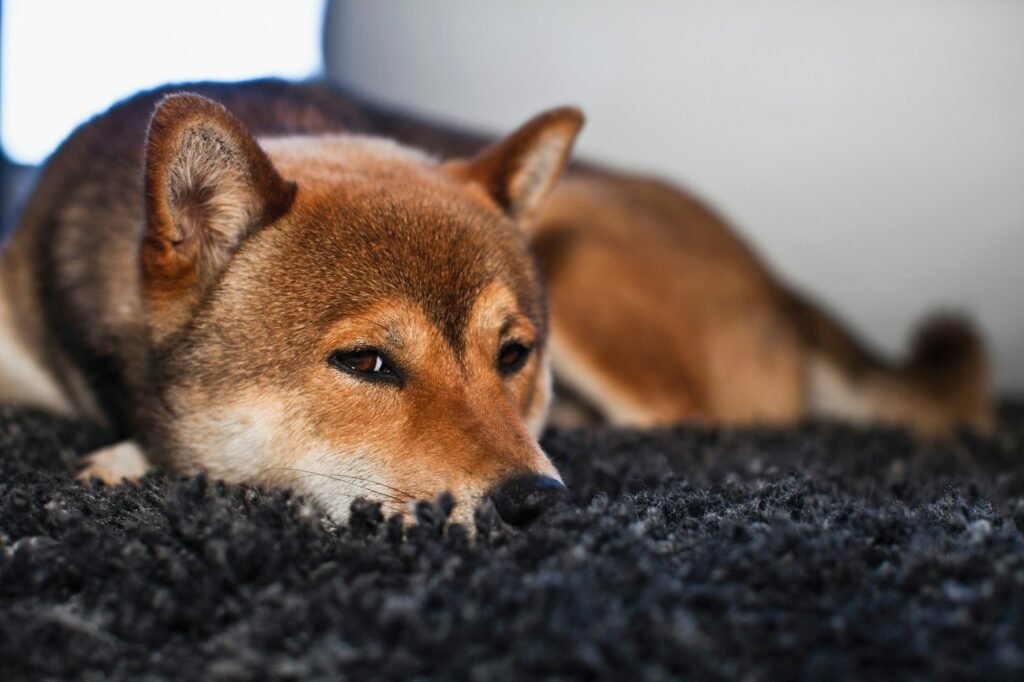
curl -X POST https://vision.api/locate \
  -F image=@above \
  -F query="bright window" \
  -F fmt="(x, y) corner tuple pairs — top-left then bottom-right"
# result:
(1, 0), (325, 164)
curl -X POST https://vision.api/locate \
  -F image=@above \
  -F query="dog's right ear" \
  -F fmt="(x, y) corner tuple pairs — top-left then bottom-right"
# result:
(442, 107), (584, 225)
(142, 93), (295, 341)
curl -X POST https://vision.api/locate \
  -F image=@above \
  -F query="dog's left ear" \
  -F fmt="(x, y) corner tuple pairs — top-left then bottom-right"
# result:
(444, 107), (584, 222)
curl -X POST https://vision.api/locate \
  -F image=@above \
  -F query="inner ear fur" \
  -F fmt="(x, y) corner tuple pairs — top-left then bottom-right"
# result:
(142, 93), (295, 338)
(444, 106), (584, 223)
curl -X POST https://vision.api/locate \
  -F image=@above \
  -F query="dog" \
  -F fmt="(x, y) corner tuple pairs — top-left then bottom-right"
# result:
(0, 80), (993, 526)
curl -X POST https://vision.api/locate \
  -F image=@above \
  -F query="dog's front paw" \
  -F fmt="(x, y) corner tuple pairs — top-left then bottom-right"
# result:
(77, 441), (151, 485)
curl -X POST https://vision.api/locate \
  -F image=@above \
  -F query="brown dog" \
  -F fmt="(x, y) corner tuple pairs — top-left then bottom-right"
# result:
(0, 80), (992, 526)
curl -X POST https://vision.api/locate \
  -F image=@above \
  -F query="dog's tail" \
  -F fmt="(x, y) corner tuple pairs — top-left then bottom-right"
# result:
(790, 293), (994, 436)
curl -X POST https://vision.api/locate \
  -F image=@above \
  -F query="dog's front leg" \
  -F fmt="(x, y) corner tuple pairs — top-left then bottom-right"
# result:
(77, 441), (152, 485)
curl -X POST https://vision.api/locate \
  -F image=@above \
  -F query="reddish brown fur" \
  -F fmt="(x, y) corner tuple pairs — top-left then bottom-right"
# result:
(533, 171), (993, 435)
(0, 81), (581, 523)
(0, 79), (994, 524)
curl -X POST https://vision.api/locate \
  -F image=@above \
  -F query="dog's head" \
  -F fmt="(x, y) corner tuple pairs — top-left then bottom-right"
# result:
(139, 93), (583, 526)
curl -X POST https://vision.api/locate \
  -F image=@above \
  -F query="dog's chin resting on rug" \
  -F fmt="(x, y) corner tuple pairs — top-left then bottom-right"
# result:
(1, 403), (1023, 680)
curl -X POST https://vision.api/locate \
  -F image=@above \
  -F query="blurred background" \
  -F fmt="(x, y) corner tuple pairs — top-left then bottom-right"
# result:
(2, 1), (1022, 390)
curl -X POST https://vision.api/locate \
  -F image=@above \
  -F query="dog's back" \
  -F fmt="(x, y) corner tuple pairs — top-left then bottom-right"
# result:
(530, 171), (993, 434)
(0, 79), (994, 443)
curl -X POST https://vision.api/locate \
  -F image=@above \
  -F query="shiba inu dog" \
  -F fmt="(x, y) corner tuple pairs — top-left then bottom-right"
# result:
(0, 80), (992, 526)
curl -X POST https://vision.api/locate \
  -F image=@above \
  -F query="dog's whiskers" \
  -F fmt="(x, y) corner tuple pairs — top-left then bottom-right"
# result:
(260, 466), (415, 505)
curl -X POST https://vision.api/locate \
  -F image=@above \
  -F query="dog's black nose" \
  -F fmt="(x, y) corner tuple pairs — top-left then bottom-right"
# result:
(490, 475), (568, 527)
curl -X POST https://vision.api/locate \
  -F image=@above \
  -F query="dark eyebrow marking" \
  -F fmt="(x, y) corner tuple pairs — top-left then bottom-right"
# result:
(499, 316), (516, 338)
(338, 314), (405, 348)
(499, 313), (536, 339)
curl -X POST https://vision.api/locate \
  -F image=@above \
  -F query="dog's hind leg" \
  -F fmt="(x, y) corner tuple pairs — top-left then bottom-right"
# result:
(77, 441), (152, 485)
(700, 307), (806, 425)
(803, 314), (994, 436)
(787, 290), (995, 436)
(547, 326), (703, 427)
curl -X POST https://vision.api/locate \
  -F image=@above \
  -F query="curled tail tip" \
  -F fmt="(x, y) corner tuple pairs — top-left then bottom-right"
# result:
(906, 312), (995, 434)
(909, 312), (994, 432)
(909, 313), (987, 376)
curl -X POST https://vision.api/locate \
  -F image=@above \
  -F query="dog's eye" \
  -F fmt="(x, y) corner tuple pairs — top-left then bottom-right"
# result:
(328, 349), (400, 383)
(497, 341), (532, 376)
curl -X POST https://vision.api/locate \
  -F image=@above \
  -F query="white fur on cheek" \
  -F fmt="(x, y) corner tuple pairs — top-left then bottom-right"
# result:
(182, 401), (408, 522)
(177, 395), (557, 529)
(179, 399), (287, 481)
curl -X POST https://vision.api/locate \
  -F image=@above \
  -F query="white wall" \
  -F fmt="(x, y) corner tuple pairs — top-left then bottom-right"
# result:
(324, 1), (1024, 390)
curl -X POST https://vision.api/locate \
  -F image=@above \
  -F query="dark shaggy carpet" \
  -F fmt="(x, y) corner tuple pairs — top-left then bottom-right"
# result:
(2, 405), (1024, 681)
